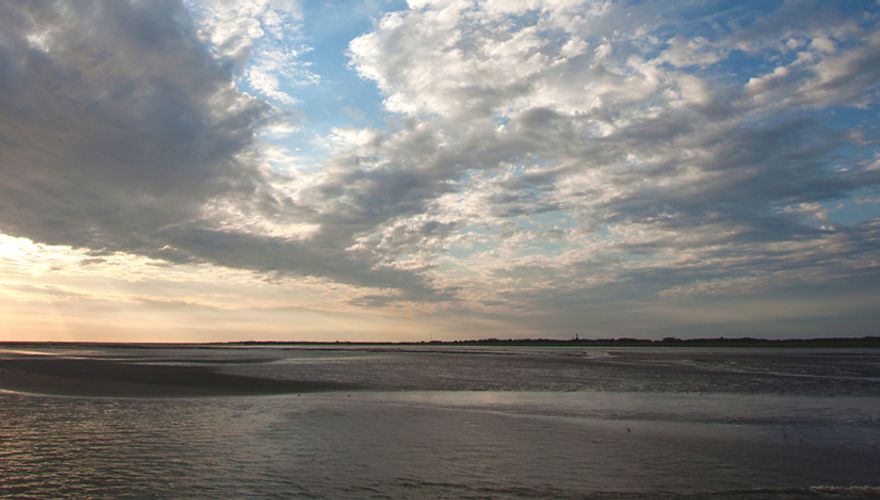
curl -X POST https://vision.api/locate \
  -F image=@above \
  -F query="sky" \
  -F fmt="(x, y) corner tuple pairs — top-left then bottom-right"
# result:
(0, 0), (879, 342)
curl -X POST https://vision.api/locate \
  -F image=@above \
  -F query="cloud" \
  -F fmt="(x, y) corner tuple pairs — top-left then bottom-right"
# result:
(660, 35), (723, 68)
(746, 30), (880, 108)
(0, 0), (435, 300)
(188, 0), (303, 64)
(342, 0), (880, 322)
(1, 0), (879, 336)
(0, 0), (264, 248)
(189, 0), (318, 105)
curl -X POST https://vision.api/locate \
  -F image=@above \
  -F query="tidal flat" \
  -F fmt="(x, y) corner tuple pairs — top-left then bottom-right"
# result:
(1, 345), (879, 498)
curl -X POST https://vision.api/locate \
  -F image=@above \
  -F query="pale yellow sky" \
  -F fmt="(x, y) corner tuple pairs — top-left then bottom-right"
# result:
(0, 233), (525, 342)
(0, 234), (367, 341)
(3, 232), (879, 342)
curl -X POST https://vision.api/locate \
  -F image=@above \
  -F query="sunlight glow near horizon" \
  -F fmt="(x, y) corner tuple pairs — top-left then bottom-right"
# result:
(1, 0), (879, 341)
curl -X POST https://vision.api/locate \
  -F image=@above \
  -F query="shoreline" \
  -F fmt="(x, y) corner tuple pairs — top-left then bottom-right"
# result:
(2, 336), (880, 349)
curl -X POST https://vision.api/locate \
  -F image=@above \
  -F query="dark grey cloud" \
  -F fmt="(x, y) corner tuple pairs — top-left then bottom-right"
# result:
(594, 116), (880, 228)
(0, 0), (438, 299)
(0, 0), (264, 249)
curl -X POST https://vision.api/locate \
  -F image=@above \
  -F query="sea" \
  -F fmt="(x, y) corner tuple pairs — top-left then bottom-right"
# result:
(1, 345), (879, 498)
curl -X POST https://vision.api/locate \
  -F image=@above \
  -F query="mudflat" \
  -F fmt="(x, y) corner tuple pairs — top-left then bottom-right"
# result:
(0, 355), (353, 397)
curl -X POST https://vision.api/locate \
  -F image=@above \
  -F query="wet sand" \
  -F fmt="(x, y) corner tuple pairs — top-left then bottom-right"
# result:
(2, 346), (879, 497)
(0, 355), (353, 397)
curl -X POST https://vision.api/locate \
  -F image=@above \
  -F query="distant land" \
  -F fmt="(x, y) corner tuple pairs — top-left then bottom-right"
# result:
(224, 336), (880, 348)
(3, 336), (879, 348)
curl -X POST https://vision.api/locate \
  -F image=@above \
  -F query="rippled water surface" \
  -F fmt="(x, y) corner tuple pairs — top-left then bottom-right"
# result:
(1, 346), (879, 498)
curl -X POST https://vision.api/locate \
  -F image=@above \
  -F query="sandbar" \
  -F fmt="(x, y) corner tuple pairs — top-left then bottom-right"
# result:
(0, 355), (354, 397)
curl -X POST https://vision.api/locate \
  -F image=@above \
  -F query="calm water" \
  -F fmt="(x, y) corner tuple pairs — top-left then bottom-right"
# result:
(2, 346), (880, 498)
